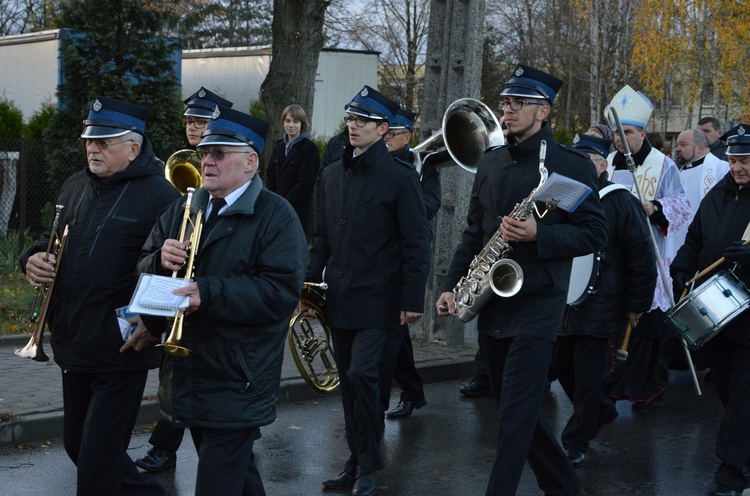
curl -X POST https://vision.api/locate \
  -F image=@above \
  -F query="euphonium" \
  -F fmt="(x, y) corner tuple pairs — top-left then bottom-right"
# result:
(157, 187), (203, 357)
(451, 141), (549, 323)
(165, 149), (202, 194)
(15, 205), (69, 361)
(288, 282), (339, 393)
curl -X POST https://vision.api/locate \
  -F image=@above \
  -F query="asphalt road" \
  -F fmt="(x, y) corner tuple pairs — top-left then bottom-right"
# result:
(0, 373), (743, 496)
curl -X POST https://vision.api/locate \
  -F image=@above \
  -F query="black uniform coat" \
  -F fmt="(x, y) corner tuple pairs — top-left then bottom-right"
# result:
(392, 145), (442, 238)
(671, 171), (750, 345)
(307, 139), (431, 330)
(20, 138), (179, 372)
(561, 174), (657, 337)
(138, 177), (308, 429)
(265, 135), (320, 235)
(444, 124), (608, 341)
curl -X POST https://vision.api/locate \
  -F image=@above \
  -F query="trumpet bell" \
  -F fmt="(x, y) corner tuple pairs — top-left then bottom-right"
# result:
(165, 149), (202, 194)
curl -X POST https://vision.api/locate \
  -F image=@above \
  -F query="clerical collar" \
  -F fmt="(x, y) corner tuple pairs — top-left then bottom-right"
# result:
(613, 139), (652, 170)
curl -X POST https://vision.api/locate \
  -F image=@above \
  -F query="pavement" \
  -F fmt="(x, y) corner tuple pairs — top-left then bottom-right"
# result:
(0, 329), (477, 447)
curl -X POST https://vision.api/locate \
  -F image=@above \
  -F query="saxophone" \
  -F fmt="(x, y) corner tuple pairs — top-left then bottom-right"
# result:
(452, 140), (548, 322)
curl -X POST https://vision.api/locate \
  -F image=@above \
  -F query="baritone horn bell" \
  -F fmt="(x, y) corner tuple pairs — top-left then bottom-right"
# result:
(165, 149), (202, 194)
(412, 98), (505, 174)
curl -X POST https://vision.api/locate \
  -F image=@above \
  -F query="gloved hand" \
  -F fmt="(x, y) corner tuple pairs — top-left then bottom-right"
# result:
(724, 240), (750, 266)
(671, 271), (691, 302)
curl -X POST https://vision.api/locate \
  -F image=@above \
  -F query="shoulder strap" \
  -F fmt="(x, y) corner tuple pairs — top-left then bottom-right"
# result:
(599, 183), (629, 199)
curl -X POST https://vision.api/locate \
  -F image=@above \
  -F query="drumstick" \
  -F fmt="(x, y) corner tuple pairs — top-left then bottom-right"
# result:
(616, 322), (632, 362)
(682, 238), (750, 291)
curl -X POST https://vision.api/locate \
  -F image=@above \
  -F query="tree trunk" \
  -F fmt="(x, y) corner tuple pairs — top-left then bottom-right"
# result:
(412, 0), (486, 345)
(0, 152), (19, 237)
(260, 0), (329, 167)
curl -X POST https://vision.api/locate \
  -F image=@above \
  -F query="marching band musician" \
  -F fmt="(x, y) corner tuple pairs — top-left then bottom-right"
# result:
(135, 85), (233, 474)
(436, 65), (607, 496)
(21, 97), (179, 496)
(305, 86), (431, 496)
(138, 106), (308, 495)
(602, 85), (690, 409)
(380, 108), (442, 421)
(670, 129), (750, 496)
(551, 133), (656, 468)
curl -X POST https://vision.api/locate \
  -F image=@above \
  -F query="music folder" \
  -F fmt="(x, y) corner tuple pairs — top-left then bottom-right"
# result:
(128, 273), (191, 317)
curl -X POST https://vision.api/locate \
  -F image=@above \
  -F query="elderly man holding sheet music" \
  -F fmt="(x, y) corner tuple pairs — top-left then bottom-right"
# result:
(137, 106), (307, 495)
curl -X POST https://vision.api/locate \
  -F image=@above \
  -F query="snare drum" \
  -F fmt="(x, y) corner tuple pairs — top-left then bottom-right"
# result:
(665, 270), (750, 350)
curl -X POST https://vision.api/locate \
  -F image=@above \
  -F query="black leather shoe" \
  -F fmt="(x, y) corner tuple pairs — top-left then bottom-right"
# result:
(352, 471), (377, 496)
(322, 471), (356, 490)
(134, 447), (176, 473)
(386, 398), (427, 418)
(459, 379), (491, 398)
(565, 449), (586, 468)
(708, 484), (743, 496)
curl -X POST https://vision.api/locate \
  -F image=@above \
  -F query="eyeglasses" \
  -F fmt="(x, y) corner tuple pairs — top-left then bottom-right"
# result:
(198, 148), (253, 161)
(79, 138), (133, 150)
(385, 131), (410, 139)
(345, 115), (377, 128)
(498, 100), (546, 111)
(183, 119), (209, 129)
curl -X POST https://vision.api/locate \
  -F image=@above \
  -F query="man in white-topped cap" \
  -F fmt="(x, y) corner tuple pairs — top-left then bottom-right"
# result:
(603, 85), (690, 408)
(670, 128), (750, 496)
(22, 96), (180, 495)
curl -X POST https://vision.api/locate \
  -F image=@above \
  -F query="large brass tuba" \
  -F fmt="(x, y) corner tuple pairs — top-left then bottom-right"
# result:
(288, 282), (339, 393)
(412, 98), (505, 174)
(15, 205), (69, 361)
(165, 149), (202, 194)
(157, 187), (203, 357)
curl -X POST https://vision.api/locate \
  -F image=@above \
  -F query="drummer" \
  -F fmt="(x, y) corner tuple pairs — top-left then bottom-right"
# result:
(671, 127), (750, 496)
(550, 133), (656, 468)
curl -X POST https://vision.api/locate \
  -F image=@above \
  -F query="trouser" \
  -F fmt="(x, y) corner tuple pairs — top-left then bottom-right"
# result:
(379, 324), (426, 412)
(190, 426), (264, 496)
(551, 334), (616, 453)
(332, 327), (398, 472)
(148, 417), (185, 452)
(480, 333), (582, 496)
(62, 370), (165, 496)
(701, 332), (750, 492)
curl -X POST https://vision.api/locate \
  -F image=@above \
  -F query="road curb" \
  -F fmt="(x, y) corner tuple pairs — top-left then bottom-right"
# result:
(1, 358), (474, 446)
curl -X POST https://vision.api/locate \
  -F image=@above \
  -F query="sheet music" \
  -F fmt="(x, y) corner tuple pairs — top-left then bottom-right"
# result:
(127, 273), (191, 317)
(535, 173), (593, 212)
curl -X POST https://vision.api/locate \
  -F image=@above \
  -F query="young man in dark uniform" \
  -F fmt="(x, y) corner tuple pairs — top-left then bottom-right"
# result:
(306, 86), (431, 496)
(671, 129), (750, 496)
(437, 65), (607, 496)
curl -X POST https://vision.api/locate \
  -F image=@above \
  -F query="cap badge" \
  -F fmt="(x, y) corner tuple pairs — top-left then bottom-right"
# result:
(92, 98), (102, 112)
(198, 89), (206, 98)
(211, 105), (221, 120)
(739, 125), (746, 136)
(361, 87), (369, 97)
(515, 67), (524, 77)
(573, 134), (581, 144)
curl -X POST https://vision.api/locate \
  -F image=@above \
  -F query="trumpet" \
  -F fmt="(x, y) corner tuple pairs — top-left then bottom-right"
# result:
(16, 205), (69, 361)
(165, 149), (202, 194)
(157, 187), (203, 357)
(288, 282), (339, 393)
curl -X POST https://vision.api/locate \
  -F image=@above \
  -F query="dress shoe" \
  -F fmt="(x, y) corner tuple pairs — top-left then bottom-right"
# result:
(322, 470), (356, 490)
(631, 388), (666, 409)
(459, 378), (491, 398)
(134, 447), (176, 473)
(352, 470), (377, 496)
(386, 398), (427, 418)
(708, 484), (743, 496)
(565, 449), (586, 468)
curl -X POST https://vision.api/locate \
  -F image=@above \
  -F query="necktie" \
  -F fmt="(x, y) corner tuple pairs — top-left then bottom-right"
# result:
(206, 198), (226, 225)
